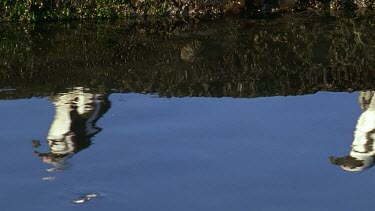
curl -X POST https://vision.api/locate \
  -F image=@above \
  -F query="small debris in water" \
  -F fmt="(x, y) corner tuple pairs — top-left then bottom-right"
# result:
(41, 176), (55, 181)
(71, 193), (100, 204)
(31, 140), (41, 148)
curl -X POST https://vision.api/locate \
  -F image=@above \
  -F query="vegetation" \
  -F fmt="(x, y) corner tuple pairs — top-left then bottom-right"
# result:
(0, 0), (136, 21)
(0, 0), (240, 22)
(1, 0), (375, 22)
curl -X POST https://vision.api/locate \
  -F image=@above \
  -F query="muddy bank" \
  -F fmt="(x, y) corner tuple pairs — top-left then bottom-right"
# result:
(1, 13), (375, 99)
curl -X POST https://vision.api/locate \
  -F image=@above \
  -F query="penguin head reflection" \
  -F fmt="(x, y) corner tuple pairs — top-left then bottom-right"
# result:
(33, 87), (110, 171)
(330, 155), (375, 172)
(330, 91), (375, 172)
(34, 132), (77, 171)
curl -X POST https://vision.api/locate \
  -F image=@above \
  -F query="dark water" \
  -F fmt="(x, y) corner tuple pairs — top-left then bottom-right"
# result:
(2, 12), (375, 211)
(1, 90), (375, 210)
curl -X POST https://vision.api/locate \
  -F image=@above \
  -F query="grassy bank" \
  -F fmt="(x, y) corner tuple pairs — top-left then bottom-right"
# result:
(0, 0), (162, 21)
(2, 0), (375, 22)
(0, 0), (247, 21)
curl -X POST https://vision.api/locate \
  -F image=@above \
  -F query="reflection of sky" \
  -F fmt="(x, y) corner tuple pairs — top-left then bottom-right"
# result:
(1, 92), (374, 210)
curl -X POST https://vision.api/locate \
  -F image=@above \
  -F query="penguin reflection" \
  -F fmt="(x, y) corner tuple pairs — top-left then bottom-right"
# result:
(330, 91), (375, 172)
(33, 87), (110, 171)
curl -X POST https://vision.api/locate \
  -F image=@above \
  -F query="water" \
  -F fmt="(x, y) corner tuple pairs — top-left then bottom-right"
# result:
(0, 89), (373, 211)
(2, 12), (375, 211)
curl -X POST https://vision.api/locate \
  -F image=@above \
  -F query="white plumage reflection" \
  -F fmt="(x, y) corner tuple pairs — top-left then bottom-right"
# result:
(331, 91), (375, 172)
(33, 87), (110, 171)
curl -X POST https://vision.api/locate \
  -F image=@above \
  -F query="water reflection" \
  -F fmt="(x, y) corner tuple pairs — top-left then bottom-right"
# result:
(4, 14), (375, 100)
(33, 87), (110, 171)
(330, 91), (375, 172)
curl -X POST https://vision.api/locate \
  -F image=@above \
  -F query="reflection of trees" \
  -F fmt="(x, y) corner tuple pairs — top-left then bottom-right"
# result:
(330, 91), (375, 172)
(33, 87), (110, 171)
(2, 14), (375, 99)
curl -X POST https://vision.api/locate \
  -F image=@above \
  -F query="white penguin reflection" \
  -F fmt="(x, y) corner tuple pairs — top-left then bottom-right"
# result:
(33, 87), (110, 171)
(330, 91), (375, 172)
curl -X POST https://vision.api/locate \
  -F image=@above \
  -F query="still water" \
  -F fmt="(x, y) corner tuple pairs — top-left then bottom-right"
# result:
(1, 88), (374, 210)
(3, 10), (375, 211)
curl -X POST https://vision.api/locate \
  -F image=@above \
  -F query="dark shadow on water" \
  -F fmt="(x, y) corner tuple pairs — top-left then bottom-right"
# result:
(32, 87), (110, 171)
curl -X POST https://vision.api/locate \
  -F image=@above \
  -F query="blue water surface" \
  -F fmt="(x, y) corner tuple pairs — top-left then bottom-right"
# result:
(0, 92), (372, 211)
